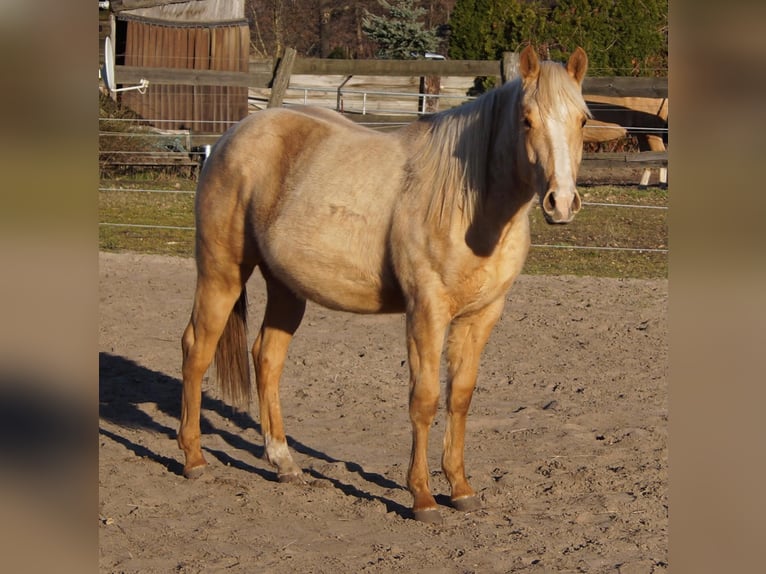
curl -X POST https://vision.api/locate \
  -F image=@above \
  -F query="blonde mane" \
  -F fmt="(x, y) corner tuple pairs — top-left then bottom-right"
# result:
(407, 60), (589, 228)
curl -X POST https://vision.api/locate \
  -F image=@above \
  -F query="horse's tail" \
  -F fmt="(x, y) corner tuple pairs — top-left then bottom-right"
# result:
(215, 287), (251, 408)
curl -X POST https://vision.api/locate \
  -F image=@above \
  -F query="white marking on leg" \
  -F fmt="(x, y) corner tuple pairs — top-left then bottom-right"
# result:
(264, 434), (301, 476)
(640, 168), (651, 187)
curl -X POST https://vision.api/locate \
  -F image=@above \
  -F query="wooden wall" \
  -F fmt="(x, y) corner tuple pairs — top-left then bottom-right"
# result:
(119, 17), (249, 133)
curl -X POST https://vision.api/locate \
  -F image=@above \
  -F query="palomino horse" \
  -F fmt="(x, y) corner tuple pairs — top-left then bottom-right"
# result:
(178, 46), (590, 523)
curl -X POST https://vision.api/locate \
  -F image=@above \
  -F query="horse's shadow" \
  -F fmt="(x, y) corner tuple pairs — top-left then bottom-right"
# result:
(98, 352), (410, 517)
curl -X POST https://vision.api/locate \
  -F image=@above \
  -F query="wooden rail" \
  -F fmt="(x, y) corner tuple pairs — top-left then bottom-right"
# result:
(115, 55), (668, 98)
(99, 150), (201, 175)
(583, 151), (668, 168)
(116, 66), (272, 88)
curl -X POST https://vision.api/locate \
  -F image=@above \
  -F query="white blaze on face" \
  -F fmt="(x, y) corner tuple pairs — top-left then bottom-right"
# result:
(540, 101), (582, 223)
(552, 120), (573, 176)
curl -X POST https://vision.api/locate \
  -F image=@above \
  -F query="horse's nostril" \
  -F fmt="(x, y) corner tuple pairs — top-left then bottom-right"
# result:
(572, 192), (582, 213)
(543, 190), (556, 214)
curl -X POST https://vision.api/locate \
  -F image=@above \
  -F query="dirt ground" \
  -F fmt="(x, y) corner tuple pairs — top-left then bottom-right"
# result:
(99, 251), (667, 573)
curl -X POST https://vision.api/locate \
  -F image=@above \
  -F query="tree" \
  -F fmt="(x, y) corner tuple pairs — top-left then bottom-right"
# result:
(449, 0), (547, 60)
(362, 0), (439, 59)
(448, 0), (667, 76)
(448, 0), (546, 92)
(546, 0), (667, 75)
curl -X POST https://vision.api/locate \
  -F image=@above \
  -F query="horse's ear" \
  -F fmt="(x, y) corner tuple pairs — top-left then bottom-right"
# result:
(519, 45), (540, 83)
(566, 47), (588, 85)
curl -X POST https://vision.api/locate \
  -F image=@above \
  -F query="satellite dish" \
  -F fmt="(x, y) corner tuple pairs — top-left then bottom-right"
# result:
(102, 36), (149, 94)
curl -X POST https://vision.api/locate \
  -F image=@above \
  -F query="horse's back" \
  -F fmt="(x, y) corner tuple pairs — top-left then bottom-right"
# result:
(197, 107), (410, 313)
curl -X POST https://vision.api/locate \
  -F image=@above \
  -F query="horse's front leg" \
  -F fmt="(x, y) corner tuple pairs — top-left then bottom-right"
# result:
(442, 298), (505, 511)
(405, 301), (450, 523)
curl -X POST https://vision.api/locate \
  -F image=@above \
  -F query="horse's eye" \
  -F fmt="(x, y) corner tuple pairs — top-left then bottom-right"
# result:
(523, 117), (532, 129)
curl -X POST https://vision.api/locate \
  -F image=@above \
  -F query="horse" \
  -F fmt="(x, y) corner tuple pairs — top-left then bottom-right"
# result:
(177, 45), (590, 524)
(585, 95), (668, 187)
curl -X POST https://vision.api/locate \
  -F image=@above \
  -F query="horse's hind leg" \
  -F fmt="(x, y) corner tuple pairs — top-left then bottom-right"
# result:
(252, 273), (307, 482)
(178, 261), (253, 478)
(442, 298), (505, 512)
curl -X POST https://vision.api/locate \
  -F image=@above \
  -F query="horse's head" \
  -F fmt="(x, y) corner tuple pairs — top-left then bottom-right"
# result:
(519, 46), (589, 224)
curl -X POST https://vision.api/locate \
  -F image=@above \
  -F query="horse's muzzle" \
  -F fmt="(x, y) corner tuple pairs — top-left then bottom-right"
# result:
(542, 188), (582, 224)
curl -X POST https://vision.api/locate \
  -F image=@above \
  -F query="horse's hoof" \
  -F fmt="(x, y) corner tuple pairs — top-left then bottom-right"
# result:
(183, 464), (206, 480)
(451, 495), (482, 512)
(413, 508), (443, 524)
(278, 472), (306, 484)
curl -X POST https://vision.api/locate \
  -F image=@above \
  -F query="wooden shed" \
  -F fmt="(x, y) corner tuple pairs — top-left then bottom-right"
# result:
(108, 0), (249, 133)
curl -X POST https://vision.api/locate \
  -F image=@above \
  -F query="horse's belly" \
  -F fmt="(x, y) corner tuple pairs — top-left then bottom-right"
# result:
(270, 254), (404, 314)
(262, 214), (404, 314)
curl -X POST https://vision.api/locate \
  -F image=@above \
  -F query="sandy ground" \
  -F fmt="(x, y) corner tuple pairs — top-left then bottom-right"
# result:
(99, 252), (667, 573)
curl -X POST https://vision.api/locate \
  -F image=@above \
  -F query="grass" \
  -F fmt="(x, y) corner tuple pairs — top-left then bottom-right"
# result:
(99, 179), (196, 257)
(525, 184), (667, 277)
(99, 177), (667, 278)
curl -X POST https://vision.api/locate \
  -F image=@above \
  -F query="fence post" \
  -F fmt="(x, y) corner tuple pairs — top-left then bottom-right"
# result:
(268, 46), (297, 108)
(419, 75), (441, 114)
(501, 52), (520, 84)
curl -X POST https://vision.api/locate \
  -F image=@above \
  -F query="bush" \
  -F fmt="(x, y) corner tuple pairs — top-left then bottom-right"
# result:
(449, 0), (667, 76)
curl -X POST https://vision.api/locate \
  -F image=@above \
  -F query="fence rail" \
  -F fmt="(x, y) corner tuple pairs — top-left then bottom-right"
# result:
(114, 55), (668, 98)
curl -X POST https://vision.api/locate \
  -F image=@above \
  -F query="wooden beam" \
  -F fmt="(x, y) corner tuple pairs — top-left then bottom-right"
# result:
(583, 77), (667, 99)
(116, 65), (272, 87)
(117, 61), (667, 98)
(583, 151), (668, 167)
(110, 0), (207, 12)
(291, 58), (502, 77)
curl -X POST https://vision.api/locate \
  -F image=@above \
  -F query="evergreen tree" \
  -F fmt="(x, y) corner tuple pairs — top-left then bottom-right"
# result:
(449, 0), (667, 76)
(449, 0), (546, 60)
(449, 0), (547, 92)
(547, 0), (667, 75)
(362, 0), (439, 59)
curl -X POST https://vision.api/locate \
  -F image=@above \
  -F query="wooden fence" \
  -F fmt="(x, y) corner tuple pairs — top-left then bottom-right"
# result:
(106, 51), (667, 176)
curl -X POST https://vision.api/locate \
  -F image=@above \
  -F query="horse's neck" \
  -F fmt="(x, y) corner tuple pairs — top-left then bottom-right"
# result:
(399, 89), (535, 256)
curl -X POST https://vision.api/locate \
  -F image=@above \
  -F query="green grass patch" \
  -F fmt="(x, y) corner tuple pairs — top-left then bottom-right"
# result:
(100, 225), (195, 257)
(525, 246), (667, 278)
(99, 185), (195, 256)
(527, 184), (668, 278)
